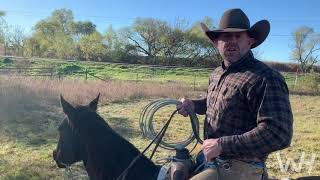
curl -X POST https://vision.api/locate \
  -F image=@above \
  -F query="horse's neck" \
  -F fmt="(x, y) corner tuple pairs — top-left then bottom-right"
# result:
(81, 128), (160, 180)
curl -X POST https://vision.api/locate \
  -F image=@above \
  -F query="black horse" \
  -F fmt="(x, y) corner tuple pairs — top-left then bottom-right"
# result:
(53, 94), (161, 180)
(52, 94), (320, 180)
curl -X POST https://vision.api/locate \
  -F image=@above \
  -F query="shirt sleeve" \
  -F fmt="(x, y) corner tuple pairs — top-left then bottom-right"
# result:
(219, 75), (293, 157)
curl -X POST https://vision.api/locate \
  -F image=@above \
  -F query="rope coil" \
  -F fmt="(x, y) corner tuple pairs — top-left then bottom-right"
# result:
(139, 99), (202, 150)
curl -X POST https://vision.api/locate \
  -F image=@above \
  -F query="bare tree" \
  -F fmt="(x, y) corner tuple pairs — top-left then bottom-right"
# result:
(252, 47), (264, 60)
(291, 26), (320, 72)
(9, 25), (26, 56)
(0, 10), (7, 54)
(159, 18), (190, 65)
(0, 22), (9, 55)
(184, 17), (222, 67)
(124, 18), (168, 63)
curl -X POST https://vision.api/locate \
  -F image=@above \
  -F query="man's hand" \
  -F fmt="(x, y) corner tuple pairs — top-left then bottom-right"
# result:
(202, 138), (222, 162)
(176, 98), (195, 117)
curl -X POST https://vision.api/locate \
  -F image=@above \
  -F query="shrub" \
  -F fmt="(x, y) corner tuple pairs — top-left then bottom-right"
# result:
(58, 64), (83, 74)
(300, 73), (320, 89)
(2, 57), (14, 64)
(291, 72), (320, 95)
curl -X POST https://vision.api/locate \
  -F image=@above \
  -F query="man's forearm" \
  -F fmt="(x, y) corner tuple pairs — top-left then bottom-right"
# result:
(219, 118), (293, 158)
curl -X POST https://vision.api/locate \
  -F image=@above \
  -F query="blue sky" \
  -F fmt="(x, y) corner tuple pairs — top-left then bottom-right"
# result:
(1, 0), (320, 62)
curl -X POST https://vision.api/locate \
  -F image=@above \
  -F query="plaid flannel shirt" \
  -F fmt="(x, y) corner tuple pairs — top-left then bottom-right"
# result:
(193, 51), (293, 162)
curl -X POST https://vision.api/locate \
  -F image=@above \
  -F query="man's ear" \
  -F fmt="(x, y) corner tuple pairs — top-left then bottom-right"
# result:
(246, 32), (256, 47)
(212, 40), (218, 48)
(88, 93), (100, 111)
(248, 37), (255, 47)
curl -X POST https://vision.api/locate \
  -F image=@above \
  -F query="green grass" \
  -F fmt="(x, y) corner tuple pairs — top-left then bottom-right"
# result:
(0, 58), (212, 88)
(0, 95), (319, 179)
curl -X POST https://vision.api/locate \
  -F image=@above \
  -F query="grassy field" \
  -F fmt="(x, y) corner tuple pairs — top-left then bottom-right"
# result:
(0, 57), (212, 89)
(1, 57), (319, 95)
(0, 76), (319, 179)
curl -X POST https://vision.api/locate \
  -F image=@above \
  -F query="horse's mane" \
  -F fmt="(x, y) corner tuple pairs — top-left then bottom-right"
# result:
(72, 105), (159, 179)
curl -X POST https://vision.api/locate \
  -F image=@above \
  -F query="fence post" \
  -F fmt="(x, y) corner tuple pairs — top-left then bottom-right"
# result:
(136, 73), (139, 83)
(50, 68), (53, 79)
(193, 74), (196, 91)
(58, 71), (61, 80)
(85, 68), (88, 80)
(294, 68), (299, 90)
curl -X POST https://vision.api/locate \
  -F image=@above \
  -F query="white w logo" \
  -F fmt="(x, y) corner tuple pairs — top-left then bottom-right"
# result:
(276, 152), (317, 174)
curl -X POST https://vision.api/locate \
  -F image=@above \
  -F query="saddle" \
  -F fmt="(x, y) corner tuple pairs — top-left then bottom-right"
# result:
(159, 150), (269, 180)
(156, 148), (196, 180)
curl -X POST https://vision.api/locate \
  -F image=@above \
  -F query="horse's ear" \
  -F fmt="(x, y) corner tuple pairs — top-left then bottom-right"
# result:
(88, 93), (100, 111)
(60, 95), (76, 117)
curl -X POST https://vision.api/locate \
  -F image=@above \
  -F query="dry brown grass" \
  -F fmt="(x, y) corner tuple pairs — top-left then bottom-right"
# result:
(0, 76), (199, 141)
(0, 75), (198, 104)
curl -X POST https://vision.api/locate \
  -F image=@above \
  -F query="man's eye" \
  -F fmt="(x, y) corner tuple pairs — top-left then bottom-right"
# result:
(221, 34), (230, 38)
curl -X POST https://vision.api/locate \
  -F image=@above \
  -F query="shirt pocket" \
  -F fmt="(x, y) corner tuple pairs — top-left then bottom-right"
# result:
(220, 84), (240, 106)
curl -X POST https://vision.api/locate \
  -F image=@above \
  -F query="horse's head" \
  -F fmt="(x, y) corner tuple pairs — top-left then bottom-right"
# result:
(53, 94), (100, 168)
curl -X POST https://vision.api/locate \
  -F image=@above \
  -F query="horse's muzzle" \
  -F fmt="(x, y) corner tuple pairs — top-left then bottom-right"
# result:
(53, 149), (67, 168)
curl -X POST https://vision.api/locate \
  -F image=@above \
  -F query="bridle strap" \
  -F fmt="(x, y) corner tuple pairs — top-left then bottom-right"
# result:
(115, 109), (178, 180)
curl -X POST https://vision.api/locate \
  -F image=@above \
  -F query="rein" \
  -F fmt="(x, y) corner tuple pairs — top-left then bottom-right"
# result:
(116, 99), (204, 180)
(115, 109), (179, 180)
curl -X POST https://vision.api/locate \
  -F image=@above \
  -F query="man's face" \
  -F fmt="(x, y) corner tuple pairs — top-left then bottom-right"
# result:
(213, 31), (255, 66)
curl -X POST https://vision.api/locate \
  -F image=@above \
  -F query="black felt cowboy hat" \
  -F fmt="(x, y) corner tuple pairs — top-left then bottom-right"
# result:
(200, 8), (270, 49)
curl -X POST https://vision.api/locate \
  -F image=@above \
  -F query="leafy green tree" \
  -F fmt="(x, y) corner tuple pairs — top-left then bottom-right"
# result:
(27, 9), (99, 59)
(103, 25), (128, 62)
(30, 9), (77, 58)
(72, 21), (96, 41)
(79, 31), (106, 61)
(53, 32), (76, 59)
(24, 36), (40, 57)
(49, 9), (74, 35)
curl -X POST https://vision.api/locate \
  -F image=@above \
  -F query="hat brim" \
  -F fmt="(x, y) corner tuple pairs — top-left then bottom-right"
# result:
(202, 20), (270, 49)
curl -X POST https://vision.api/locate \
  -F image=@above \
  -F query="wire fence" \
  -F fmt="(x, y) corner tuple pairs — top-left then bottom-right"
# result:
(0, 67), (110, 82)
(0, 56), (319, 94)
(0, 55), (213, 91)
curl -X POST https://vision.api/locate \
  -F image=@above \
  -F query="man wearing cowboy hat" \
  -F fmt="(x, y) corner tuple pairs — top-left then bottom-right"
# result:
(176, 8), (293, 180)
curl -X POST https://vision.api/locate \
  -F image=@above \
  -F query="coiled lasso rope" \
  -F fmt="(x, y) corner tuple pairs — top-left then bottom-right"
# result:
(139, 99), (203, 150)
